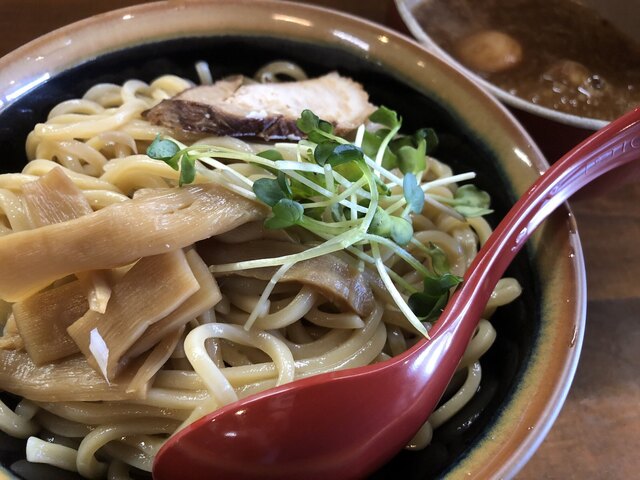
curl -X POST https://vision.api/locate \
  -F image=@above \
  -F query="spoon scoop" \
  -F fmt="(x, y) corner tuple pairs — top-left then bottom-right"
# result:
(153, 107), (640, 480)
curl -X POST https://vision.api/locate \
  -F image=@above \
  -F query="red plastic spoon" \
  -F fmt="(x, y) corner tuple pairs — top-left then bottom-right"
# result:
(153, 107), (640, 480)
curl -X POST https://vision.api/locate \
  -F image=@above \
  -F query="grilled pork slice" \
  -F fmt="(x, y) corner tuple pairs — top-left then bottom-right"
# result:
(144, 72), (375, 140)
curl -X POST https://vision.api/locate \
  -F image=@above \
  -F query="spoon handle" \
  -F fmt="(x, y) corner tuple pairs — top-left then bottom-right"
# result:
(431, 107), (640, 342)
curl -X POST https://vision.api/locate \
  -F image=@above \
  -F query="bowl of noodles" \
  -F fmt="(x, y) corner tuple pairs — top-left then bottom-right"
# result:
(0, 1), (585, 479)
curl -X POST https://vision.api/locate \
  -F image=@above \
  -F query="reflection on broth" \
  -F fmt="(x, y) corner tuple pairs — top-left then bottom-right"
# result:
(413, 0), (640, 121)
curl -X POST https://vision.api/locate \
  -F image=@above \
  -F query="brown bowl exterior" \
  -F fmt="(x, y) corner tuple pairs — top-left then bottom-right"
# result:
(0, 1), (585, 478)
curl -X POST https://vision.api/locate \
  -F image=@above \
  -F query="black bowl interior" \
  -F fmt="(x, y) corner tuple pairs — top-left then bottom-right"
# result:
(0, 36), (539, 480)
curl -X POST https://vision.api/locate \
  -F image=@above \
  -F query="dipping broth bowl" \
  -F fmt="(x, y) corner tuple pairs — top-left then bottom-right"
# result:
(395, 0), (640, 160)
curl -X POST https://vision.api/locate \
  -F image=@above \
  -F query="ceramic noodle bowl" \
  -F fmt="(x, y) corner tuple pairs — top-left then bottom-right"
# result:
(0, 1), (584, 478)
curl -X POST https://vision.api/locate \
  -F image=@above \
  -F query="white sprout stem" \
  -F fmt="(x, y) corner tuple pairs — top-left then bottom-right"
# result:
(302, 200), (367, 214)
(363, 233), (430, 277)
(402, 204), (413, 218)
(275, 160), (324, 174)
(194, 148), (279, 170)
(343, 245), (416, 293)
(301, 177), (368, 212)
(194, 165), (257, 200)
(281, 170), (367, 213)
(285, 170), (334, 198)
(210, 230), (363, 273)
(385, 197), (411, 216)
(196, 157), (254, 187)
(363, 154), (403, 186)
(388, 268), (418, 293)
(220, 182), (258, 201)
(385, 197), (410, 216)
(350, 192), (358, 221)
(296, 142), (305, 164)
(350, 188), (363, 269)
(174, 143), (280, 175)
(303, 217), (360, 230)
(163, 138), (281, 189)
(354, 124), (366, 148)
(220, 183), (256, 201)
(407, 236), (457, 262)
(424, 194), (465, 221)
(331, 172), (372, 200)
(358, 167), (380, 234)
(421, 172), (476, 192)
(273, 142), (300, 153)
(277, 159), (373, 201)
(244, 262), (294, 330)
(371, 242), (429, 338)
(374, 125), (401, 173)
(324, 164), (335, 194)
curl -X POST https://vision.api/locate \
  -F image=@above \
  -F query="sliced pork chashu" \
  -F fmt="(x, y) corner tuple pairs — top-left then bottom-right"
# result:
(144, 72), (375, 140)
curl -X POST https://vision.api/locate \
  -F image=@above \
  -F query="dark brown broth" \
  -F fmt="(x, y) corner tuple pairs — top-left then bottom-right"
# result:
(413, 0), (640, 120)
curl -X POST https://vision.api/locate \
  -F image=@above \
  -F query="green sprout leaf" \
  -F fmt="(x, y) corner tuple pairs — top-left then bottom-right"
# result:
(277, 171), (292, 198)
(257, 149), (284, 161)
(408, 291), (447, 321)
(431, 184), (493, 218)
(374, 175), (392, 196)
(328, 144), (364, 167)
(253, 177), (288, 207)
(408, 272), (462, 320)
(314, 141), (340, 166)
(318, 119), (334, 135)
(452, 184), (493, 217)
(315, 142), (364, 167)
(455, 184), (490, 206)
(397, 138), (427, 174)
(334, 161), (364, 182)
(369, 106), (401, 129)
(368, 207), (393, 238)
(296, 109), (320, 134)
(179, 155), (196, 186)
(264, 198), (304, 229)
(147, 135), (181, 169)
(362, 130), (398, 169)
(424, 271), (462, 293)
(368, 208), (413, 246)
(413, 128), (439, 155)
(390, 216), (413, 246)
(424, 242), (450, 276)
(288, 172), (317, 199)
(146, 136), (199, 185)
(455, 205), (493, 217)
(296, 110), (335, 143)
(403, 172), (425, 214)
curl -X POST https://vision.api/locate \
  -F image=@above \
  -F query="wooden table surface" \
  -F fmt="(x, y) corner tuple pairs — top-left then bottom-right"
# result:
(1, 1), (638, 479)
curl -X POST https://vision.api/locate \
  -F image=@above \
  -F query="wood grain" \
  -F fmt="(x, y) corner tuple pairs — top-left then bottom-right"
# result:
(0, 1), (637, 479)
(519, 181), (640, 479)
